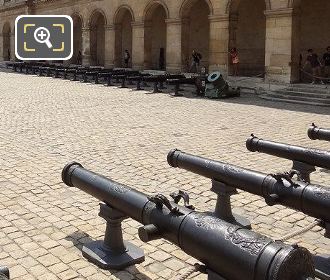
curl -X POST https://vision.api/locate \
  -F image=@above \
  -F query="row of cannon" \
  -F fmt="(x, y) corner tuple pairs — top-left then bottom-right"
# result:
(57, 123), (330, 280)
(6, 61), (206, 96)
(5, 61), (240, 98)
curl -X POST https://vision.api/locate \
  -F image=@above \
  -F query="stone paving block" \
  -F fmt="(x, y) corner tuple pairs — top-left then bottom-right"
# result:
(58, 268), (80, 280)
(37, 253), (61, 267)
(28, 264), (49, 277)
(149, 251), (172, 262)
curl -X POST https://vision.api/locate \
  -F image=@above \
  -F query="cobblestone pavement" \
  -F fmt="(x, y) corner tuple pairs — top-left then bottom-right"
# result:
(0, 70), (329, 280)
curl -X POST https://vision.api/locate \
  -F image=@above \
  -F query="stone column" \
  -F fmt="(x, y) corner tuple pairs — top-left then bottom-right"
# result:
(131, 21), (145, 70)
(104, 24), (115, 68)
(228, 14), (238, 49)
(113, 23), (122, 67)
(143, 21), (152, 69)
(228, 14), (238, 76)
(0, 35), (3, 62)
(165, 18), (182, 73)
(81, 27), (91, 65)
(10, 32), (15, 61)
(208, 15), (230, 76)
(264, 8), (300, 83)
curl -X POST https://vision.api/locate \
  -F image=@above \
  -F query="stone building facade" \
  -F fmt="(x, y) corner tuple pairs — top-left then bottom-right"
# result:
(0, 0), (329, 83)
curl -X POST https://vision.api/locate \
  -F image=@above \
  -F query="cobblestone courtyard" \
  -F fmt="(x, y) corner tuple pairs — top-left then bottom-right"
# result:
(0, 70), (329, 279)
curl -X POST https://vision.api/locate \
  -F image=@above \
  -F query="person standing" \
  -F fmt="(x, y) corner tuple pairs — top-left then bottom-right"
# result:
(190, 50), (202, 73)
(124, 50), (131, 68)
(304, 49), (324, 84)
(77, 50), (82, 65)
(230, 48), (240, 76)
(159, 48), (165, 70)
(323, 46), (330, 81)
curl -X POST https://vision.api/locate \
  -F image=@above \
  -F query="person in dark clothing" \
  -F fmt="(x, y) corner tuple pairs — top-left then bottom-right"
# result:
(77, 50), (82, 65)
(124, 50), (131, 68)
(305, 49), (324, 84)
(159, 48), (165, 70)
(323, 46), (330, 80)
(190, 50), (202, 73)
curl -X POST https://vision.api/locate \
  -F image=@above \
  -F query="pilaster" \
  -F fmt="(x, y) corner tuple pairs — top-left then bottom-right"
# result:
(208, 15), (230, 76)
(104, 24), (115, 68)
(264, 8), (300, 83)
(0, 35), (3, 62)
(165, 18), (182, 73)
(10, 32), (15, 61)
(81, 27), (91, 66)
(131, 21), (144, 70)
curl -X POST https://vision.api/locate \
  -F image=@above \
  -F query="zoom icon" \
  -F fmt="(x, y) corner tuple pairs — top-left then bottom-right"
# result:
(15, 15), (73, 60)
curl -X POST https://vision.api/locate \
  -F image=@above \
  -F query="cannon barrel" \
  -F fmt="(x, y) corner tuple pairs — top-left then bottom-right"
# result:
(167, 149), (330, 224)
(246, 135), (330, 170)
(62, 162), (315, 280)
(0, 266), (9, 280)
(308, 123), (330, 142)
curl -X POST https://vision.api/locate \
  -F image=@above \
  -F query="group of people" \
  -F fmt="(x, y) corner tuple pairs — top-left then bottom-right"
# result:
(189, 48), (240, 75)
(303, 47), (330, 84)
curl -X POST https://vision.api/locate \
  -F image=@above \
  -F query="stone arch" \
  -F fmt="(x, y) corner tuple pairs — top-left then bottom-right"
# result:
(179, 0), (213, 18)
(89, 10), (106, 66)
(87, 8), (108, 27)
(180, 0), (211, 71)
(228, 0), (266, 76)
(114, 5), (135, 24)
(144, 1), (168, 69)
(114, 5), (134, 67)
(2, 22), (11, 61)
(71, 13), (83, 64)
(143, 0), (169, 21)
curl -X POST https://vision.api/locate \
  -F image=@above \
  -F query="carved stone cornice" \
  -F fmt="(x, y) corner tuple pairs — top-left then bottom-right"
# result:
(165, 18), (181, 25)
(0, 1), (27, 13)
(104, 24), (115, 31)
(264, 8), (298, 18)
(131, 21), (144, 28)
(208, 14), (229, 22)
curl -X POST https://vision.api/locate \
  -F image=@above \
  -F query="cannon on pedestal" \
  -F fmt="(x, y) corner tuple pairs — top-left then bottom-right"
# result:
(167, 149), (330, 280)
(246, 135), (330, 183)
(62, 162), (315, 280)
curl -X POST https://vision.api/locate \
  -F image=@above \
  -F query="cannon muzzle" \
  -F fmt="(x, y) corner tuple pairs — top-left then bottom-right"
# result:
(246, 135), (330, 170)
(308, 123), (330, 142)
(62, 162), (315, 280)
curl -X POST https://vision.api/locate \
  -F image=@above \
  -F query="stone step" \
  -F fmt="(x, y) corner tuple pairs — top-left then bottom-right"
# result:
(260, 94), (330, 107)
(285, 83), (330, 93)
(284, 87), (330, 94)
(266, 92), (330, 102)
(274, 90), (330, 99)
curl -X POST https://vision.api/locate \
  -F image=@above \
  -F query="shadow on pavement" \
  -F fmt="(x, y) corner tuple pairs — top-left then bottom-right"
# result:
(179, 92), (330, 115)
(65, 231), (152, 280)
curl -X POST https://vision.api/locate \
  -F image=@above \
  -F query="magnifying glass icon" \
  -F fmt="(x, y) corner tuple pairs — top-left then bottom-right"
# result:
(34, 27), (53, 49)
